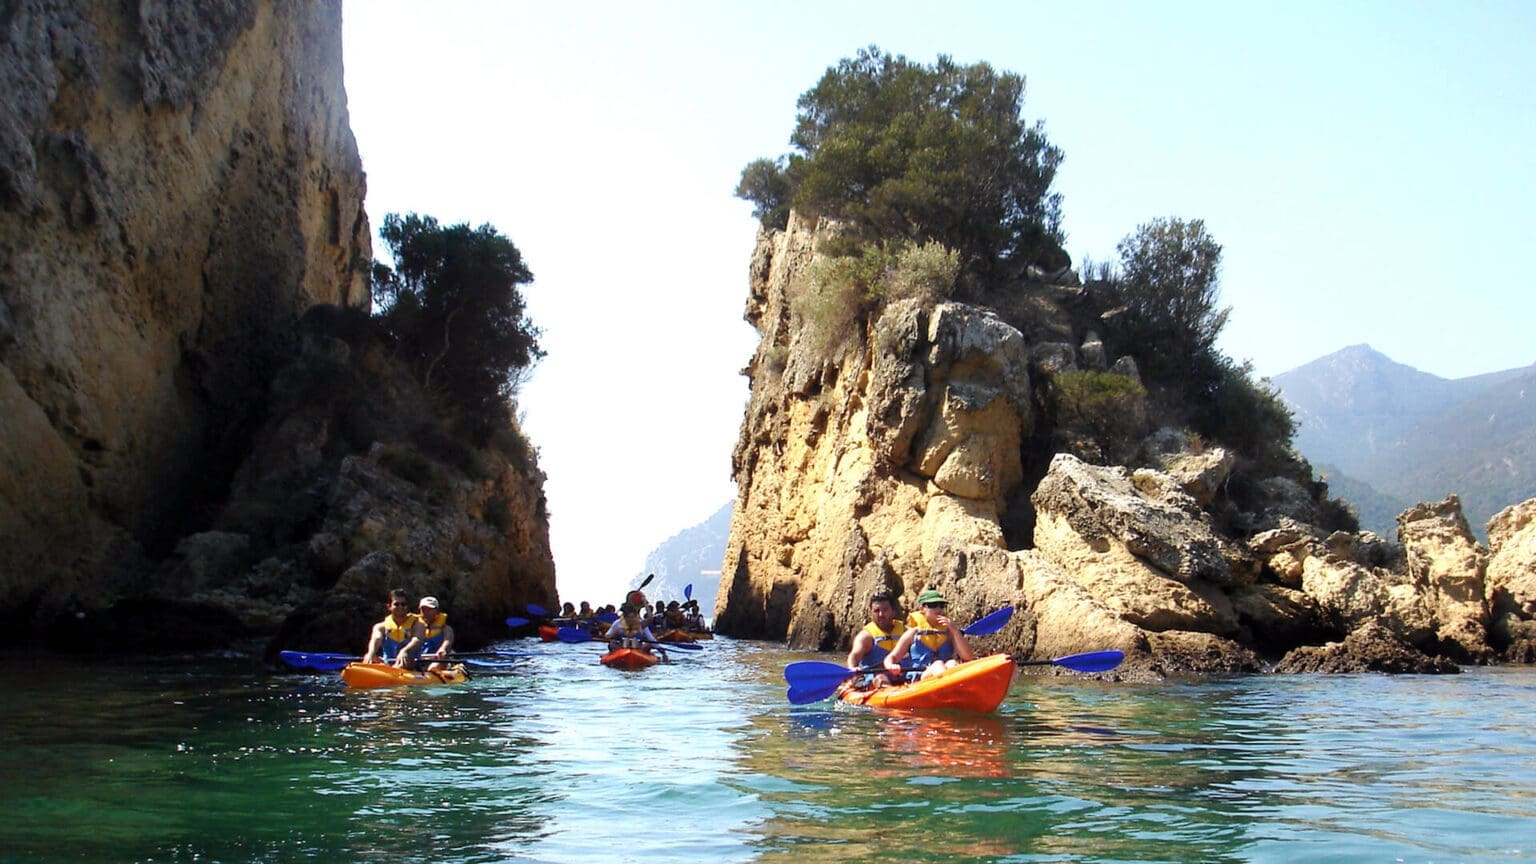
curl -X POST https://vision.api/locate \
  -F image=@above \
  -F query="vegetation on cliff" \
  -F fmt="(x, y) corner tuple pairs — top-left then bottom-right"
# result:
(737, 46), (1337, 532)
(736, 46), (1065, 285)
(369, 213), (545, 442)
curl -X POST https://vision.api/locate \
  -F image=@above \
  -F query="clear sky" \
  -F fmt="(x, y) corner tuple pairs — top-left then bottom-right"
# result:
(341, 1), (1535, 603)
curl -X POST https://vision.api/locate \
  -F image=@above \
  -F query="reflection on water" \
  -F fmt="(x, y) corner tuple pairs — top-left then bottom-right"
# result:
(1, 646), (1534, 863)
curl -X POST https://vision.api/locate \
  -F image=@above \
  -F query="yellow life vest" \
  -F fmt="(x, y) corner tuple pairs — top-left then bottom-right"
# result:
(378, 612), (421, 659)
(905, 612), (952, 659)
(420, 611), (449, 651)
(860, 619), (906, 664)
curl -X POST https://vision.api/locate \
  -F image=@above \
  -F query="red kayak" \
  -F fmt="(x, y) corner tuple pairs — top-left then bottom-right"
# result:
(837, 653), (1017, 713)
(600, 646), (659, 670)
(538, 624), (559, 642)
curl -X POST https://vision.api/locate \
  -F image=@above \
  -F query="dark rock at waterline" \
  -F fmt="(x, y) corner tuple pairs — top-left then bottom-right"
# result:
(1272, 622), (1461, 674)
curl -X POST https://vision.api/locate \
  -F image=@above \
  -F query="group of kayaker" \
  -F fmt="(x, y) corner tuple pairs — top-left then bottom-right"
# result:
(845, 588), (975, 689)
(361, 588), (456, 671)
(648, 599), (706, 635)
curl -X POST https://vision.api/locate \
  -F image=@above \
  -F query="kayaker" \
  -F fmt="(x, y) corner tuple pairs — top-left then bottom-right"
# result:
(362, 588), (425, 668)
(604, 602), (659, 651)
(417, 596), (455, 672)
(883, 588), (975, 681)
(846, 591), (907, 689)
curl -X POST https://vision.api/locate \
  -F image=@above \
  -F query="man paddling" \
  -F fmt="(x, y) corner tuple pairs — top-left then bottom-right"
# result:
(883, 588), (975, 681)
(417, 595), (455, 673)
(362, 588), (425, 668)
(845, 591), (908, 689)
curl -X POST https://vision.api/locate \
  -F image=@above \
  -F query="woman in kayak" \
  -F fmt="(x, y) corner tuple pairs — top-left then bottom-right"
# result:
(362, 588), (425, 668)
(604, 602), (659, 651)
(883, 588), (975, 681)
(846, 591), (908, 689)
(417, 595), (455, 672)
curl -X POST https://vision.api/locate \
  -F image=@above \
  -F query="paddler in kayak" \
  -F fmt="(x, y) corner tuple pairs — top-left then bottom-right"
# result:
(845, 591), (908, 690)
(882, 588), (975, 682)
(604, 602), (659, 652)
(362, 588), (426, 668)
(417, 595), (455, 672)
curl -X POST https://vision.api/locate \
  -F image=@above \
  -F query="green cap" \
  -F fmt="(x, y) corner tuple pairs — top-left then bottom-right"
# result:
(917, 589), (947, 607)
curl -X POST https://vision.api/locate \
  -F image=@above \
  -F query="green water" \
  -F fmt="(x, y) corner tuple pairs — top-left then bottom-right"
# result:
(2, 639), (1533, 863)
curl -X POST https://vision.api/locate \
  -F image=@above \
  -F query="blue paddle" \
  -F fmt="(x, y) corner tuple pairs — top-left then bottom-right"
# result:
(279, 650), (518, 672)
(684, 583), (693, 600)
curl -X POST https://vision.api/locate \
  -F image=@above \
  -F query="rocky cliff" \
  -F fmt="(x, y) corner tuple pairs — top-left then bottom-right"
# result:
(714, 213), (1536, 677)
(1, 2), (556, 649)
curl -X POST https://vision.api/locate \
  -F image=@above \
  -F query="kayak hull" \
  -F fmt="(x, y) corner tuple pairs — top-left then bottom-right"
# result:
(655, 629), (696, 643)
(340, 662), (470, 689)
(838, 653), (1017, 713)
(538, 624), (559, 642)
(600, 647), (659, 670)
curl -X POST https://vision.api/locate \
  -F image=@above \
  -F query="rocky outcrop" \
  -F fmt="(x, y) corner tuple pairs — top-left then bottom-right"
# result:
(49, 308), (557, 653)
(2, 2), (369, 633)
(1486, 499), (1536, 661)
(715, 213), (1534, 677)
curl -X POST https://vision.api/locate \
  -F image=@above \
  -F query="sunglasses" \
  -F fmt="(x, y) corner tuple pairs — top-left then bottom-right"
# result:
(923, 602), (947, 609)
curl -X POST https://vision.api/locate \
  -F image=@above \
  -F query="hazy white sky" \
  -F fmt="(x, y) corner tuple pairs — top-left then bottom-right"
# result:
(342, 1), (1535, 603)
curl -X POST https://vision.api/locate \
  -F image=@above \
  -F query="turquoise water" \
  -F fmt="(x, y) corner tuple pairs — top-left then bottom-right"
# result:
(2, 638), (1533, 863)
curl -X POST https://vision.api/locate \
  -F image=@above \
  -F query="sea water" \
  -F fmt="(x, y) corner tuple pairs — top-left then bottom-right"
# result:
(1, 638), (1532, 863)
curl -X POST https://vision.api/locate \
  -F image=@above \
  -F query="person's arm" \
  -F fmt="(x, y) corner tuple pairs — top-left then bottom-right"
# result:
(362, 623), (384, 664)
(883, 629), (916, 675)
(950, 623), (975, 662)
(434, 623), (455, 659)
(847, 631), (874, 668)
(393, 620), (425, 668)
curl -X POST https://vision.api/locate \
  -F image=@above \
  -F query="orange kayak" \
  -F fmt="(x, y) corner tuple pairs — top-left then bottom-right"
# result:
(340, 662), (470, 689)
(600, 647), (659, 670)
(655, 629), (696, 643)
(538, 624), (559, 642)
(837, 653), (1017, 713)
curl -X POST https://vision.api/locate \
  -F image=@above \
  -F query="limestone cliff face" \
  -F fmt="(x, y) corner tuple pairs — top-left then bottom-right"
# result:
(715, 213), (1536, 676)
(1, 1), (370, 628)
(3, 3), (558, 651)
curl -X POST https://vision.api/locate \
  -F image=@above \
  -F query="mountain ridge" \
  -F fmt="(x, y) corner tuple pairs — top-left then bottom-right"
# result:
(1274, 344), (1536, 536)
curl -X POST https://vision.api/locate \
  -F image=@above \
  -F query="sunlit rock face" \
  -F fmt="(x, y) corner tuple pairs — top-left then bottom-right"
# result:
(713, 212), (1534, 678)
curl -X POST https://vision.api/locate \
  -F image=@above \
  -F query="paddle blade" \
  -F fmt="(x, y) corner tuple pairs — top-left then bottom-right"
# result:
(640, 573), (655, 589)
(684, 583), (693, 600)
(1019, 649), (1125, 673)
(556, 627), (593, 643)
(526, 603), (550, 618)
(595, 611), (619, 623)
(505, 616), (530, 628)
(783, 660), (863, 704)
(963, 606), (1015, 637)
(649, 639), (702, 651)
(278, 650), (356, 671)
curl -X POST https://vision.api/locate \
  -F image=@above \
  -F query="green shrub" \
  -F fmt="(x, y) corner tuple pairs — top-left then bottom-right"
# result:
(1053, 370), (1147, 459)
(378, 445), (440, 490)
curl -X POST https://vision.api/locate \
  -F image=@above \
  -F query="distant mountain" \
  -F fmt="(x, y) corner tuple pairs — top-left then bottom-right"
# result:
(1274, 344), (1536, 537)
(628, 501), (732, 614)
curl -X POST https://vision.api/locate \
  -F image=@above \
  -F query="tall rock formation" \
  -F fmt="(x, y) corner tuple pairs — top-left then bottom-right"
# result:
(715, 214), (1536, 676)
(2, 1), (368, 630)
(2, 2), (557, 649)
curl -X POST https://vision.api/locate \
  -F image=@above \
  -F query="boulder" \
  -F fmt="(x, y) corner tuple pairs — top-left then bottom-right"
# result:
(1273, 621), (1461, 674)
